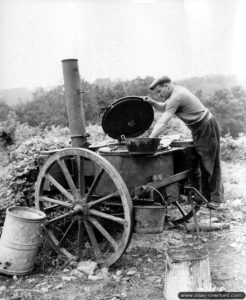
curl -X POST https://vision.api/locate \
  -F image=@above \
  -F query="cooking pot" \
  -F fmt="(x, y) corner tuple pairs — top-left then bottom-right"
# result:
(124, 137), (161, 154)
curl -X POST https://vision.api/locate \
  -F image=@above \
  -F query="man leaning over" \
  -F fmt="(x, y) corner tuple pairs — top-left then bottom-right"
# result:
(144, 76), (224, 208)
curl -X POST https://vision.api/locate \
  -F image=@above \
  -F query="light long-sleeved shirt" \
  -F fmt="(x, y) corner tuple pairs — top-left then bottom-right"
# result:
(165, 85), (208, 125)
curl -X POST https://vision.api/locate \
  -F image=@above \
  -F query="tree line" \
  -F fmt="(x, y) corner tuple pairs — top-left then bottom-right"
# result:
(0, 76), (246, 137)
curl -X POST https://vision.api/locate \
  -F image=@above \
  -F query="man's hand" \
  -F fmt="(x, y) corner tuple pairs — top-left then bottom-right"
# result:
(143, 96), (155, 105)
(143, 96), (166, 112)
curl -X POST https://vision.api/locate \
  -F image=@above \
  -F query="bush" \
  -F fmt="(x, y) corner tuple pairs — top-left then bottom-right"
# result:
(86, 123), (113, 145)
(0, 123), (70, 210)
(0, 122), (108, 211)
(221, 134), (246, 161)
(0, 111), (18, 148)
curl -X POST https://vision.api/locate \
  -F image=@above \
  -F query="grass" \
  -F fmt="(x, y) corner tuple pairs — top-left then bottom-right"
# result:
(222, 160), (246, 203)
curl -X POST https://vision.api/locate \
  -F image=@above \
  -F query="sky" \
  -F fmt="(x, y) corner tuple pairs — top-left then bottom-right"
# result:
(0, 0), (246, 90)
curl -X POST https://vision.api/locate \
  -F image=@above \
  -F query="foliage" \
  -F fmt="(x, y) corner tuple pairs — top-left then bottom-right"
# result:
(4, 76), (244, 138)
(0, 74), (244, 138)
(221, 134), (238, 161)
(14, 86), (68, 127)
(0, 122), (70, 210)
(11, 77), (154, 127)
(0, 100), (10, 122)
(0, 111), (18, 148)
(0, 121), (110, 211)
(221, 134), (246, 161)
(86, 123), (113, 145)
(205, 86), (246, 137)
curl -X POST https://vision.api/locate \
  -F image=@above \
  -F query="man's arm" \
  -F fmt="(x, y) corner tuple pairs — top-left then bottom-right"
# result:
(143, 96), (166, 112)
(149, 111), (173, 138)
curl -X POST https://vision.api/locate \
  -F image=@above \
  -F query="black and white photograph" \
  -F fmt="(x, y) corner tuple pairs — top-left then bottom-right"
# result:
(0, 0), (246, 299)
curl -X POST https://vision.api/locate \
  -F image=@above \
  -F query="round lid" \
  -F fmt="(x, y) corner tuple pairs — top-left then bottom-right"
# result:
(101, 96), (154, 140)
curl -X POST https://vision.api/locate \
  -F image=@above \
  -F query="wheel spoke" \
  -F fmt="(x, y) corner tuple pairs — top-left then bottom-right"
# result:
(45, 210), (77, 226)
(46, 174), (74, 201)
(43, 204), (59, 213)
(89, 208), (126, 226)
(43, 226), (75, 259)
(84, 220), (103, 260)
(88, 191), (119, 208)
(77, 155), (85, 197)
(88, 216), (118, 250)
(58, 219), (75, 247)
(86, 168), (105, 201)
(77, 219), (84, 260)
(40, 196), (72, 208)
(57, 159), (79, 199)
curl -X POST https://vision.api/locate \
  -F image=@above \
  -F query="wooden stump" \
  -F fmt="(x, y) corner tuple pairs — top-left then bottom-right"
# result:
(164, 246), (212, 300)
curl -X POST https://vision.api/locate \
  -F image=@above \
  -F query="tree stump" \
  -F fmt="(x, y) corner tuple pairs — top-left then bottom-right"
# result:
(164, 246), (212, 300)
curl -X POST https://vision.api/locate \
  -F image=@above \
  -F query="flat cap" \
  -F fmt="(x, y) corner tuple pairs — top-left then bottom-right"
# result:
(149, 76), (171, 90)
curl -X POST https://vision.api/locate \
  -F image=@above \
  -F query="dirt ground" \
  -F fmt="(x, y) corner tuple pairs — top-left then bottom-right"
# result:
(0, 161), (246, 299)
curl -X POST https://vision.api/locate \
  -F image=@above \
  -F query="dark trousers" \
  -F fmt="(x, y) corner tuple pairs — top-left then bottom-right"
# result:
(190, 116), (224, 203)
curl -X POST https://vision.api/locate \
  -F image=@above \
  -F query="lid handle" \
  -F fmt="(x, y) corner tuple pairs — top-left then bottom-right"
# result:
(120, 135), (126, 143)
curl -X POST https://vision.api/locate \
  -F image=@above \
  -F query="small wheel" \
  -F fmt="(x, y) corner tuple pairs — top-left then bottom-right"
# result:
(167, 195), (200, 225)
(35, 148), (133, 267)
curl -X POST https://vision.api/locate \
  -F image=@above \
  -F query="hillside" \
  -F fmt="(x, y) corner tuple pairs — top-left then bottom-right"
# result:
(176, 74), (242, 95)
(0, 88), (33, 106)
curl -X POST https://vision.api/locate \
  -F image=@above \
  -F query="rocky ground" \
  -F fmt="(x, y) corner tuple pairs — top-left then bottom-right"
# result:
(0, 161), (246, 299)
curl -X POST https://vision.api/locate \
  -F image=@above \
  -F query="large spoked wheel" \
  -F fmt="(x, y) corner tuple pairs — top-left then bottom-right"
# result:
(35, 148), (133, 267)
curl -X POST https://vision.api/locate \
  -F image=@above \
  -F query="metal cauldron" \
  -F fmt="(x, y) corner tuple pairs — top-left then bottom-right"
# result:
(125, 137), (161, 154)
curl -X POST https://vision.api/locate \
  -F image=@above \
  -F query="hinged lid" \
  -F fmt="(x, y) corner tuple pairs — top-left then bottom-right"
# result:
(101, 96), (154, 140)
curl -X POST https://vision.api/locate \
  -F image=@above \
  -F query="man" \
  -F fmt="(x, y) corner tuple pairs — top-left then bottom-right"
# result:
(144, 76), (223, 208)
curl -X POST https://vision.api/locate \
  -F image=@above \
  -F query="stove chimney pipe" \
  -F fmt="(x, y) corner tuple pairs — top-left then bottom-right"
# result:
(61, 59), (87, 148)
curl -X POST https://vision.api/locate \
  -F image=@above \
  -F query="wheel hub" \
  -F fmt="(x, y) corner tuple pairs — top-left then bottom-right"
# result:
(73, 201), (89, 218)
